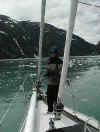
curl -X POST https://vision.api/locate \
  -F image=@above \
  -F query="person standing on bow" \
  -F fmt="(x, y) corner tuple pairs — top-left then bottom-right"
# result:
(46, 45), (63, 113)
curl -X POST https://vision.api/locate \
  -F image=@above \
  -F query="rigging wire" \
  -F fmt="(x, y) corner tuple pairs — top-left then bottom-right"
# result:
(18, 67), (36, 132)
(18, 71), (36, 132)
(18, 99), (30, 132)
(20, 73), (29, 105)
(79, 1), (100, 8)
(18, 117), (26, 132)
(66, 80), (77, 115)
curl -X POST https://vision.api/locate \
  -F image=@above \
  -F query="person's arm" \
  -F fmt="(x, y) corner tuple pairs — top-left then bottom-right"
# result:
(58, 58), (63, 74)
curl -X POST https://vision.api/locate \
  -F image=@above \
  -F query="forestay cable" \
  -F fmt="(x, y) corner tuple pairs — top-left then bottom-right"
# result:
(79, 1), (100, 8)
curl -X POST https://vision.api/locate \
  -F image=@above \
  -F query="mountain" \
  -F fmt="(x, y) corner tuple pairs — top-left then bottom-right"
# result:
(0, 15), (97, 59)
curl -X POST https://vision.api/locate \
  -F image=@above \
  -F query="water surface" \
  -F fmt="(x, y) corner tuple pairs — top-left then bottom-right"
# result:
(0, 56), (100, 131)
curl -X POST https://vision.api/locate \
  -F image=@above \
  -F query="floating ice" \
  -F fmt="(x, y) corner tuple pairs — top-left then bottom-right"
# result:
(30, 73), (36, 77)
(81, 98), (88, 102)
(76, 76), (80, 79)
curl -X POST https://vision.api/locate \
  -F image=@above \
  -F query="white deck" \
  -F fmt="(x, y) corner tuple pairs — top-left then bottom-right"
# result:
(36, 100), (77, 132)
(23, 92), (99, 132)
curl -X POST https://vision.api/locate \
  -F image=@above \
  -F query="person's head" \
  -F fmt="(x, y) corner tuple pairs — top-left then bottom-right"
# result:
(50, 45), (57, 57)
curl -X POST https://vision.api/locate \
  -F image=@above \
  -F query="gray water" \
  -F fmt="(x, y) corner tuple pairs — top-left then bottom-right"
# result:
(0, 56), (100, 131)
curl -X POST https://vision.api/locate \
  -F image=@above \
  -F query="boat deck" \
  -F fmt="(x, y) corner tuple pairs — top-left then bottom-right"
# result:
(23, 92), (98, 132)
(37, 100), (77, 132)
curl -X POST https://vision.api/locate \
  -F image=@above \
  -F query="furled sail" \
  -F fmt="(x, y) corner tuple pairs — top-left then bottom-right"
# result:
(58, 0), (78, 99)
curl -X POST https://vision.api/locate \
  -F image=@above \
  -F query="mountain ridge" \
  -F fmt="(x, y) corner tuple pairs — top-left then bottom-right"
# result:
(0, 15), (97, 59)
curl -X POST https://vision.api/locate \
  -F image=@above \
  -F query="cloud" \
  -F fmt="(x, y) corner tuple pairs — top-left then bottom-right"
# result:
(0, 0), (41, 21)
(75, 2), (100, 44)
(0, 0), (100, 44)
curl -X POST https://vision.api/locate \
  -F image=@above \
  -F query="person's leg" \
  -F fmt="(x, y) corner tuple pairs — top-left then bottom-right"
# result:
(47, 98), (53, 112)
(47, 85), (53, 112)
(53, 85), (59, 103)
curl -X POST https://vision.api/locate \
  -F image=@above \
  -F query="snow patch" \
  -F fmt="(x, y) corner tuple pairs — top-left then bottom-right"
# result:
(8, 18), (17, 24)
(10, 24), (15, 28)
(0, 31), (8, 35)
(4, 21), (9, 24)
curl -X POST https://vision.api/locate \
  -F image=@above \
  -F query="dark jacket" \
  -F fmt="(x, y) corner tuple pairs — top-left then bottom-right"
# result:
(46, 56), (63, 85)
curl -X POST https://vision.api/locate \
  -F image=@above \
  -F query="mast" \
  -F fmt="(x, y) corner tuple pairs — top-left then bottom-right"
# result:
(23, 0), (46, 132)
(37, 0), (46, 80)
(58, 0), (78, 99)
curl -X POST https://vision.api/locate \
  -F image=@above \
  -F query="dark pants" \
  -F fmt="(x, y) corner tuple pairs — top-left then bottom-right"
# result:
(47, 85), (59, 112)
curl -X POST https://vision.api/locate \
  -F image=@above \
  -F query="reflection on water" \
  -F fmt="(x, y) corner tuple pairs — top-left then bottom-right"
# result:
(0, 56), (100, 131)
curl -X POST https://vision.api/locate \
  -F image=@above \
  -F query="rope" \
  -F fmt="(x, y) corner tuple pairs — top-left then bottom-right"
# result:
(20, 74), (29, 104)
(18, 118), (26, 132)
(79, 1), (100, 8)
(18, 74), (34, 132)
(18, 72), (36, 132)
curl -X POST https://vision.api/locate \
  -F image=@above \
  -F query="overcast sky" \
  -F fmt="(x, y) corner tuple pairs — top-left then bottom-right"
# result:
(0, 0), (100, 45)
